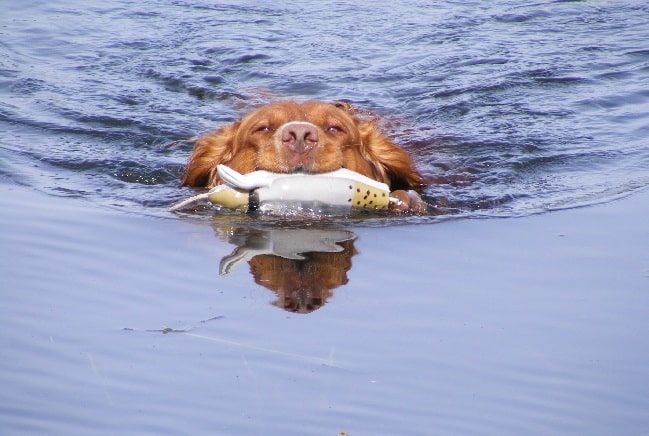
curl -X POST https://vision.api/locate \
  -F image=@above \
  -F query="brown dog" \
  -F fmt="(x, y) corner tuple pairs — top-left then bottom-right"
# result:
(182, 100), (427, 212)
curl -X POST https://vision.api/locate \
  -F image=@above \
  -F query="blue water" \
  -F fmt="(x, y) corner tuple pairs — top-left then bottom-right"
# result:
(1, 0), (648, 218)
(1, 1), (649, 435)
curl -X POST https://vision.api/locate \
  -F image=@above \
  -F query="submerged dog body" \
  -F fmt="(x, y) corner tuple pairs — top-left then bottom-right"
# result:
(182, 100), (426, 212)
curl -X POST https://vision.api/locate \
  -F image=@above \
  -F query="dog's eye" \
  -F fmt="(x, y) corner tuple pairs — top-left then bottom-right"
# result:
(327, 125), (343, 133)
(254, 125), (271, 133)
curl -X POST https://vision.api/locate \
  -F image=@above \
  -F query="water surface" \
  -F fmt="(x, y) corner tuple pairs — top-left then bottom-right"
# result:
(1, 0), (647, 218)
(1, 1), (649, 435)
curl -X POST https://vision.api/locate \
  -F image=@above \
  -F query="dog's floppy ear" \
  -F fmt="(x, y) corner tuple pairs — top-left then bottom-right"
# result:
(332, 100), (423, 190)
(181, 121), (241, 188)
(357, 121), (424, 190)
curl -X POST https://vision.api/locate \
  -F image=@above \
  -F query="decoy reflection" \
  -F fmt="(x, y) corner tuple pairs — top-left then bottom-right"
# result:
(217, 226), (357, 313)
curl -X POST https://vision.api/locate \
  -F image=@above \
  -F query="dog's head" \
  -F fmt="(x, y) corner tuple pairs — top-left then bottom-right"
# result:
(182, 100), (423, 190)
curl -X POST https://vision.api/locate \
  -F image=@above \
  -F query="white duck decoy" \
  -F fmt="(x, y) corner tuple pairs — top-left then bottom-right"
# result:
(169, 164), (391, 215)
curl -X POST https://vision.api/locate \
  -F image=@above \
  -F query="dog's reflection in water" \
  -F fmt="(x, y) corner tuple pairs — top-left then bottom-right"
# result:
(218, 227), (357, 313)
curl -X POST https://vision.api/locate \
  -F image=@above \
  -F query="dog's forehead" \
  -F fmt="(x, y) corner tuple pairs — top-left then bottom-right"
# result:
(243, 101), (303, 122)
(301, 100), (348, 117)
(246, 101), (348, 122)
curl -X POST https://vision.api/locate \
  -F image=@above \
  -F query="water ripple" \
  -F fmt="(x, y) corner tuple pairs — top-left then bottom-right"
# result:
(0, 0), (647, 221)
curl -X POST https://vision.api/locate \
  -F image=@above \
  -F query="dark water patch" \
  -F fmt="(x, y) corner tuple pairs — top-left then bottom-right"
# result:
(226, 53), (272, 65)
(594, 70), (634, 81)
(457, 57), (510, 67)
(144, 68), (247, 105)
(626, 49), (649, 58)
(533, 76), (593, 85)
(9, 77), (48, 94)
(493, 10), (552, 24)
(123, 10), (161, 18)
(203, 75), (225, 85)
(182, 2), (290, 17)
